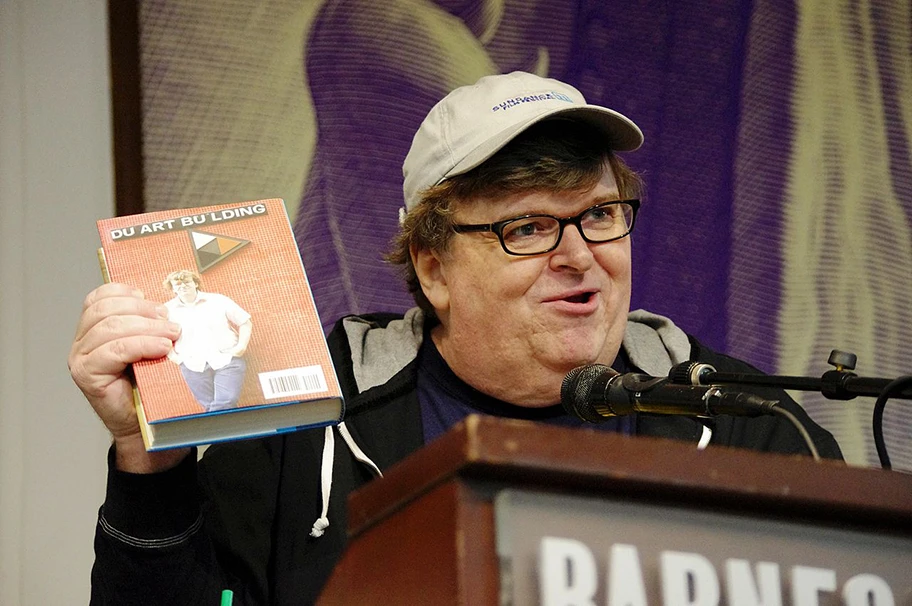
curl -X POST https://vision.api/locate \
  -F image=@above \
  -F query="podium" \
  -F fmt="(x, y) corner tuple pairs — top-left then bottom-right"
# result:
(319, 415), (912, 605)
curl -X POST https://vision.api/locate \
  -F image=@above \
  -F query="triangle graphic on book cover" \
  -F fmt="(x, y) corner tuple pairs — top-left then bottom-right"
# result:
(189, 230), (250, 272)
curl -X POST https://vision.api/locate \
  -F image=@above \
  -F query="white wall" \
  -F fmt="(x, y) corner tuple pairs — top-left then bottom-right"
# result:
(0, 1), (114, 604)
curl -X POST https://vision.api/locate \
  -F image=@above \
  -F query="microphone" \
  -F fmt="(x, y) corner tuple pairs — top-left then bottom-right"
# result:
(561, 364), (780, 423)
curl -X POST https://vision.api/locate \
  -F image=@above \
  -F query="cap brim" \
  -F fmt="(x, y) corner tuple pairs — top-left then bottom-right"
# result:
(443, 105), (644, 182)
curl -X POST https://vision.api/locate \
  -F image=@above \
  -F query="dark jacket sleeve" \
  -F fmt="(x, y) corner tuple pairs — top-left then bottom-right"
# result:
(91, 434), (289, 605)
(91, 447), (227, 605)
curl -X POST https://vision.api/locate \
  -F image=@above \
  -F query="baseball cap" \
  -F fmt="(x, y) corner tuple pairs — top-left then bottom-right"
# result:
(401, 71), (644, 213)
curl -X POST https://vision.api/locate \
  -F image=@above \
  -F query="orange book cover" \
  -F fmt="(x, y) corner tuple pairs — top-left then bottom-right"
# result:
(96, 198), (343, 450)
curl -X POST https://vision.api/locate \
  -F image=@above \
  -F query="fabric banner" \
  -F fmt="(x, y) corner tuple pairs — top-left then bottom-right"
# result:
(134, 0), (911, 470)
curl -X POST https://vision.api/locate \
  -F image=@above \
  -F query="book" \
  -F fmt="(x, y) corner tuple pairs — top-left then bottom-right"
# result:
(96, 198), (344, 451)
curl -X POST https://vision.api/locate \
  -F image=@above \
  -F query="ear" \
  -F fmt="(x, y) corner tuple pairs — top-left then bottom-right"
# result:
(411, 245), (450, 314)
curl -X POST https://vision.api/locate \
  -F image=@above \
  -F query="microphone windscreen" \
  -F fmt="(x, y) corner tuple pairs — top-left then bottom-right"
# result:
(561, 364), (616, 423)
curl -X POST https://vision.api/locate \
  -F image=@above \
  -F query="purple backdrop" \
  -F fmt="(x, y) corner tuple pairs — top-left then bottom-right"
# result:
(295, 0), (751, 356)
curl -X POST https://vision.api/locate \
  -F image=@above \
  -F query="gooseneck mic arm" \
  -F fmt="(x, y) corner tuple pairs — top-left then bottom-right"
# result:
(668, 350), (911, 469)
(669, 362), (912, 401)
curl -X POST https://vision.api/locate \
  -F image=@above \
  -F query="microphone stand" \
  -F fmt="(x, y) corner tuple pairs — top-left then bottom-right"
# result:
(670, 350), (911, 470)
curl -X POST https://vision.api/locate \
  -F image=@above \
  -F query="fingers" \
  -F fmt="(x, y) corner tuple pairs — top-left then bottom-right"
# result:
(75, 312), (178, 362)
(71, 334), (174, 390)
(80, 281), (144, 316)
(69, 283), (180, 395)
(70, 283), (183, 445)
(75, 283), (164, 341)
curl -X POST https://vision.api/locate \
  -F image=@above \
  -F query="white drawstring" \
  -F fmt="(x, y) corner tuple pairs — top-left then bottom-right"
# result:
(310, 426), (334, 537)
(338, 422), (383, 478)
(310, 422), (383, 538)
(697, 423), (713, 450)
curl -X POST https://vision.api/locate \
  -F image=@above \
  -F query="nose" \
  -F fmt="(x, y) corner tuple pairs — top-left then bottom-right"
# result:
(549, 223), (594, 272)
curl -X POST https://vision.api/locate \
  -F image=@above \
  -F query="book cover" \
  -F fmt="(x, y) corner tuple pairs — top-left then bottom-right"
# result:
(96, 198), (343, 450)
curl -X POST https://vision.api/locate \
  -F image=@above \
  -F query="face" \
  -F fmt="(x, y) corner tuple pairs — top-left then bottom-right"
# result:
(170, 278), (199, 303)
(415, 165), (632, 407)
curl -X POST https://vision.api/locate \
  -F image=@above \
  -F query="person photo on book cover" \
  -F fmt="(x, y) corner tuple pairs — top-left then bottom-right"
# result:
(68, 71), (844, 604)
(163, 269), (252, 413)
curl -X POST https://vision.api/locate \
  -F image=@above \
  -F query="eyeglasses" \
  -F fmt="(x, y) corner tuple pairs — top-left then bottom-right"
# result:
(452, 199), (640, 256)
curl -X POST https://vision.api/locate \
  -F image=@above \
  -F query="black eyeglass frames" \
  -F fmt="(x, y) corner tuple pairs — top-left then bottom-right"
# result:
(451, 199), (640, 256)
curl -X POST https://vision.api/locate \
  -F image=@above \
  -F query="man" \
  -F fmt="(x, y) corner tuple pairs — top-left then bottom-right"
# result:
(68, 72), (842, 605)
(163, 269), (252, 412)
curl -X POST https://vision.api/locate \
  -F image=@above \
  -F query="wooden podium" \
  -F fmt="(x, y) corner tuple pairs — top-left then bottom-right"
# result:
(319, 415), (912, 605)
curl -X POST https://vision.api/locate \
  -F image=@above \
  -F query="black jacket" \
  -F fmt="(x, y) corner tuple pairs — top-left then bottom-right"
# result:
(91, 312), (842, 605)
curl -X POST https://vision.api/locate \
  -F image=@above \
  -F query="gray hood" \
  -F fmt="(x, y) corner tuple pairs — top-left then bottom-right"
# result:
(342, 307), (693, 394)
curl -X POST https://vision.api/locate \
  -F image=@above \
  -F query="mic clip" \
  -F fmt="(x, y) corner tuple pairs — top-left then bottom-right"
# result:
(618, 373), (730, 418)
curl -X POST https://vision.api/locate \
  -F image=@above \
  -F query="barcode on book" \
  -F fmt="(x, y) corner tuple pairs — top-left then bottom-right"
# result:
(259, 365), (328, 399)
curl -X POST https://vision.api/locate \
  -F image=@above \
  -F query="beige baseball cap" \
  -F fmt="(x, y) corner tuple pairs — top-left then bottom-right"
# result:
(401, 71), (644, 213)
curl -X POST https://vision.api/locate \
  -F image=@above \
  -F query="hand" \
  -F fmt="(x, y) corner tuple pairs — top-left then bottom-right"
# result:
(68, 283), (189, 472)
(226, 319), (252, 358)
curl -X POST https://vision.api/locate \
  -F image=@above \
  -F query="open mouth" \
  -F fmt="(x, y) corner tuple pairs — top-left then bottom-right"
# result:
(562, 292), (594, 304)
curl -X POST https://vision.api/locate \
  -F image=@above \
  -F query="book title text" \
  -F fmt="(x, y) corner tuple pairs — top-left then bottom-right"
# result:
(109, 203), (268, 241)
